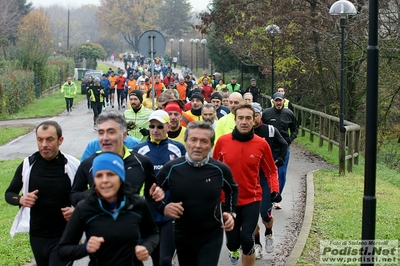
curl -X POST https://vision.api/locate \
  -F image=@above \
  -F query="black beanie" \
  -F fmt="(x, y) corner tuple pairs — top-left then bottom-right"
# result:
(130, 90), (143, 103)
(210, 93), (222, 102)
(190, 93), (204, 103)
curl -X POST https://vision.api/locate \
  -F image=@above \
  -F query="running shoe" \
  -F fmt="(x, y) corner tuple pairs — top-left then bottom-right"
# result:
(93, 124), (97, 131)
(103, 107), (106, 111)
(265, 234), (274, 253)
(255, 244), (262, 259)
(112, 105), (114, 108)
(122, 105), (126, 109)
(273, 203), (282, 209)
(107, 102), (109, 106)
(229, 249), (240, 265)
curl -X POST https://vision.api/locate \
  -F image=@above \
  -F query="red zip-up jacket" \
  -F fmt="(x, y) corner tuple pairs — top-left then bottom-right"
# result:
(213, 133), (279, 206)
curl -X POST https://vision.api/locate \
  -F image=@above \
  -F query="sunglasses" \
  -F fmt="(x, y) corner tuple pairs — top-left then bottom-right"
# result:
(149, 124), (164, 129)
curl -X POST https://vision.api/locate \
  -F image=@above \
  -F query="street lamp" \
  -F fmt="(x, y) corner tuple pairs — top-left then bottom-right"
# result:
(189, 39), (194, 70)
(266, 24), (281, 96)
(194, 39), (200, 72)
(179, 39), (184, 67)
(169, 38), (174, 57)
(329, 0), (356, 129)
(201, 39), (207, 70)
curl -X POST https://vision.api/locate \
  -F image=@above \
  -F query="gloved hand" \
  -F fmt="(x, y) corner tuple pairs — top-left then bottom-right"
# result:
(285, 137), (292, 145)
(139, 128), (149, 136)
(274, 157), (284, 167)
(270, 191), (282, 203)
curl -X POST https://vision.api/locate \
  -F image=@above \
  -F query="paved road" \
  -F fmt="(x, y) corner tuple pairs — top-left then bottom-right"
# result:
(0, 61), (331, 266)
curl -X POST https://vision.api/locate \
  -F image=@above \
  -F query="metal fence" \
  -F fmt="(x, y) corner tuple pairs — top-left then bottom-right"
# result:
(260, 95), (361, 174)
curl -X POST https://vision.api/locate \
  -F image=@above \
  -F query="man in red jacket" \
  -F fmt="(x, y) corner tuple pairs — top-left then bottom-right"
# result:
(162, 72), (175, 87)
(115, 72), (126, 110)
(213, 102), (281, 266)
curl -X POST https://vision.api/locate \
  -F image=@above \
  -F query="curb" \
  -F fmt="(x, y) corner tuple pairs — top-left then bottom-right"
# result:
(285, 170), (317, 266)
(23, 259), (35, 266)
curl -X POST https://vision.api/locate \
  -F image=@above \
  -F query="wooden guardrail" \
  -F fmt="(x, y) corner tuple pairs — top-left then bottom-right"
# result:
(260, 95), (361, 174)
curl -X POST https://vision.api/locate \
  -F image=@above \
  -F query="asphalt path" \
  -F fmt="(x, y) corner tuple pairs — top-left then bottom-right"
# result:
(0, 61), (331, 266)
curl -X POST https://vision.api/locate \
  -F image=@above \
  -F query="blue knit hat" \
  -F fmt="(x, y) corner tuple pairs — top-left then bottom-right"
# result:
(92, 152), (125, 181)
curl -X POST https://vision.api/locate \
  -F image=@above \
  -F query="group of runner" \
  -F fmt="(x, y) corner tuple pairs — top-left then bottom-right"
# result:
(10, 61), (299, 266)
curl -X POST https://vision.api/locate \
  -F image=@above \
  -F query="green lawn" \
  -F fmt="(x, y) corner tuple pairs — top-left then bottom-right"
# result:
(0, 159), (32, 265)
(295, 134), (400, 265)
(0, 127), (35, 146)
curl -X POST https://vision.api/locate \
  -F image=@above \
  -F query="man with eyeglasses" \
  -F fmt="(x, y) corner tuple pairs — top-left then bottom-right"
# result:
(215, 92), (244, 141)
(133, 110), (186, 266)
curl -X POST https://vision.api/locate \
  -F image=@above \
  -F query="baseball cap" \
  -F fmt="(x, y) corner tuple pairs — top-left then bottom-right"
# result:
(148, 110), (170, 123)
(94, 77), (100, 82)
(273, 92), (284, 100)
(250, 78), (256, 82)
(231, 75), (236, 79)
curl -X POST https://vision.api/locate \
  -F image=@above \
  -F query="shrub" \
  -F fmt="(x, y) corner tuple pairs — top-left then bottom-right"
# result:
(0, 70), (35, 116)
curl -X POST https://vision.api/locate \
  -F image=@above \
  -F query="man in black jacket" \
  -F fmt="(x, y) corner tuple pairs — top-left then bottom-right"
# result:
(5, 121), (80, 266)
(261, 92), (298, 207)
(152, 122), (238, 266)
(252, 102), (288, 257)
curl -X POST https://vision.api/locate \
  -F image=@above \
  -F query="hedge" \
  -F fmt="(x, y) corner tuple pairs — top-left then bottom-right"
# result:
(0, 57), (76, 116)
(0, 70), (35, 116)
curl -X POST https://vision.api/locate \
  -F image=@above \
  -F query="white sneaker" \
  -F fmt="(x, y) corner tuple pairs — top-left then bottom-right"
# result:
(255, 244), (262, 260)
(265, 234), (274, 253)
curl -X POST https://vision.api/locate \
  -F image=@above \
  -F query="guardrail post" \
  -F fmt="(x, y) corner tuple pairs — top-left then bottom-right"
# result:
(329, 119), (334, 151)
(310, 113), (315, 142)
(301, 109), (306, 137)
(354, 130), (360, 165)
(347, 130), (354, 172)
(319, 116), (324, 147)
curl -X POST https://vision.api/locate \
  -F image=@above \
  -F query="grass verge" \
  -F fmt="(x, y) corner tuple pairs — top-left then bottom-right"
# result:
(0, 82), (85, 120)
(0, 127), (35, 146)
(295, 134), (400, 265)
(0, 159), (32, 265)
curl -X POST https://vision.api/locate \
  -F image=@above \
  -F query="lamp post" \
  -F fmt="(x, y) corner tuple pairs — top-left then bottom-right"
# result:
(201, 39), (207, 70)
(265, 24), (281, 96)
(194, 39), (200, 72)
(179, 39), (184, 67)
(169, 38), (174, 57)
(189, 39), (194, 70)
(329, 1), (356, 129)
(361, 0), (378, 263)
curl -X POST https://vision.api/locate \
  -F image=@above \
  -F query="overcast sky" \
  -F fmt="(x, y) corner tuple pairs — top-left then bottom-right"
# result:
(29, 0), (211, 12)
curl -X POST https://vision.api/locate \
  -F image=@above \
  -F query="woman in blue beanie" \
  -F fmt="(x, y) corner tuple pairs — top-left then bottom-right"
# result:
(58, 152), (159, 265)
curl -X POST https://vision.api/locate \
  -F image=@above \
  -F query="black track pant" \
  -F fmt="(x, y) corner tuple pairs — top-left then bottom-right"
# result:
(65, 98), (73, 112)
(30, 235), (72, 266)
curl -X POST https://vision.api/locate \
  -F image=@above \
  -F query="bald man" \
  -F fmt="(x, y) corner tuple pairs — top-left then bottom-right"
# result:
(214, 92), (243, 141)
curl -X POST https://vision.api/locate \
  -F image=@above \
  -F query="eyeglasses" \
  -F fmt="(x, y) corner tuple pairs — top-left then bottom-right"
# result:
(149, 124), (164, 129)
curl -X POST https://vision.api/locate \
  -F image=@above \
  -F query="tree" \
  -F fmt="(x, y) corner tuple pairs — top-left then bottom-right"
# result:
(157, 0), (192, 36)
(0, 0), (31, 42)
(15, 9), (53, 90)
(96, 0), (161, 52)
(72, 42), (106, 69)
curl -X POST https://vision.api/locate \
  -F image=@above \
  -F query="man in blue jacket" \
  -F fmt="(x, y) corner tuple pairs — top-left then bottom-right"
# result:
(100, 74), (111, 108)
